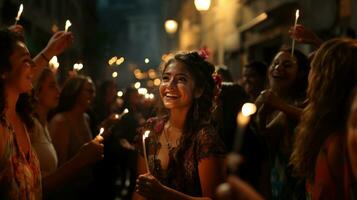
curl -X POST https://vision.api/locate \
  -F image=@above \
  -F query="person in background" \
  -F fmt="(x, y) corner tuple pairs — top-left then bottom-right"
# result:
(31, 68), (104, 198)
(291, 38), (357, 200)
(255, 48), (309, 199)
(133, 51), (226, 200)
(0, 26), (72, 199)
(49, 75), (98, 199)
(241, 61), (268, 102)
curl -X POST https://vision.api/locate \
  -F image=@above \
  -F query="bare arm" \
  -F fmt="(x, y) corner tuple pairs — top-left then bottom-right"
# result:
(8, 25), (73, 81)
(42, 136), (104, 194)
(32, 31), (73, 80)
(132, 155), (148, 200)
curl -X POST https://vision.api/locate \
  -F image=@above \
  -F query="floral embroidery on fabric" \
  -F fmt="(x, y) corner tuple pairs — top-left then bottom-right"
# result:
(0, 119), (42, 200)
(135, 117), (225, 196)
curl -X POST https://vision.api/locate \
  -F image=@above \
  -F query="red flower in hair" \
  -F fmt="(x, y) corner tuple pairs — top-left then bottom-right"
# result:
(198, 46), (209, 60)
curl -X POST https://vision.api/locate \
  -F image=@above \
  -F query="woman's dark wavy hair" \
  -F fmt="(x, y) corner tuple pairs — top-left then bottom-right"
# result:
(270, 48), (309, 100)
(0, 29), (33, 129)
(158, 51), (216, 161)
(290, 38), (357, 180)
(51, 75), (92, 117)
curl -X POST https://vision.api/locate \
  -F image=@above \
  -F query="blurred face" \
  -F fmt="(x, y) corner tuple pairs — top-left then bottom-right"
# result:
(269, 51), (299, 92)
(4, 42), (34, 93)
(38, 72), (60, 110)
(76, 79), (95, 110)
(242, 67), (265, 98)
(159, 60), (195, 111)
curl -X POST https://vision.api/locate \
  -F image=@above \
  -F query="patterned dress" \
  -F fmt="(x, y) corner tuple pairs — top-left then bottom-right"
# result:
(136, 117), (226, 197)
(0, 119), (42, 200)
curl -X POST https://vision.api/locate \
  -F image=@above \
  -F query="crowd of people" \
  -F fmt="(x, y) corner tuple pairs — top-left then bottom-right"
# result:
(0, 19), (356, 200)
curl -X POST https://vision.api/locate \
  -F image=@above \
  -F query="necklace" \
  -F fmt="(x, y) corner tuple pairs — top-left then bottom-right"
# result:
(163, 127), (174, 151)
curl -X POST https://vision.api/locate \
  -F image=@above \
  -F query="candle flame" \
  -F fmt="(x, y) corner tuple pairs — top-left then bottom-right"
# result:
(241, 103), (257, 117)
(143, 130), (150, 139)
(99, 127), (105, 135)
(114, 114), (119, 119)
(73, 63), (83, 71)
(16, 4), (23, 21)
(295, 9), (299, 19)
(123, 108), (129, 114)
(65, 20), (72, 32)
(49, 56), (59, 69)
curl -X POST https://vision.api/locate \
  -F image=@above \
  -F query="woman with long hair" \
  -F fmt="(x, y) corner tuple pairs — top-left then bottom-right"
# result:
(255, 48), (309, 199)
(0, 27), (72, 199)
(30, 69), (103, 197)
(133, 51), (226, 199)
(49, 75), (98, 199)
(291, 38), (357, 199)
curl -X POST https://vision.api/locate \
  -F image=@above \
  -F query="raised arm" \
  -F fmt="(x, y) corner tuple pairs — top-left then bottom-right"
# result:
(33, 31), (73, 79)
(8, 25), (73, 81)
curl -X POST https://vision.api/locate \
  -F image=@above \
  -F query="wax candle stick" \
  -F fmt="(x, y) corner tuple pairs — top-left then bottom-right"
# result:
(291, 9), (300, 57)
(65, 20), (72, 32)
(14, 4), (23, 25)
(233, 103), (257, 152)
(142, 130), (151, 173)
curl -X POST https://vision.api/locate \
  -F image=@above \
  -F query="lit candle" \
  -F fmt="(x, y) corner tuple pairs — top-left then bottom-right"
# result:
(73, 63), (83, 71)
(291, 9), (300, 57)
(142, 130), (151, 173)
(14, 4), (23, 25)
(233, 103), (257, 152)
(49, 56), (59, 73)
(65, 20), (72, 32)
(98, 127), (105, 136)
(99, 109), (129, 137)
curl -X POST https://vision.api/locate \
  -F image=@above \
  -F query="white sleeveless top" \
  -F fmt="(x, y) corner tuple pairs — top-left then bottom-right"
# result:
(29, 118), (58, 177)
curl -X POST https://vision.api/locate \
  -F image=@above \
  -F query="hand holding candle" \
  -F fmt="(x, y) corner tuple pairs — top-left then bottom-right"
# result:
(142, 130), (151, 173)
(98, 108), (129, 137)
(14, 4), (23, 25)
(65, 20), (72, 32)
(233, 103), (257, 152)
(291, 9), (300, 57)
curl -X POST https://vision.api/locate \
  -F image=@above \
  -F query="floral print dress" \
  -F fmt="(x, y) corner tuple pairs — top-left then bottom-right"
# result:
(0, 119), (42, 200)
(136, 117), (226, 197)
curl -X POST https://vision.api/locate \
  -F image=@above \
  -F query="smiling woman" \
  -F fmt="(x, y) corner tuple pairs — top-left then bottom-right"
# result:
(0, 29), (42, 200)
(133, 51), (226, 200)
(254, 48), (309, 199)
(0, 23), (73, 199)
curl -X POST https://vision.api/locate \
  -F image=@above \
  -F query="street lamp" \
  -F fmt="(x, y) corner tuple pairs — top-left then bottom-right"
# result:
(165, 19), (178, 34)
(194, 0), (211, 11)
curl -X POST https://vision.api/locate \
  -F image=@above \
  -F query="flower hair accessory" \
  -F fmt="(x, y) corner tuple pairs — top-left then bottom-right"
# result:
(198, 46), (209, 60)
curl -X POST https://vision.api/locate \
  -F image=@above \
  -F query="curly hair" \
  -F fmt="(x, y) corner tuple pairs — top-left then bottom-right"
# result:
(159, 51), (216, 161)
(290, 38), (357, 180)
(0, 29), (33, 129)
